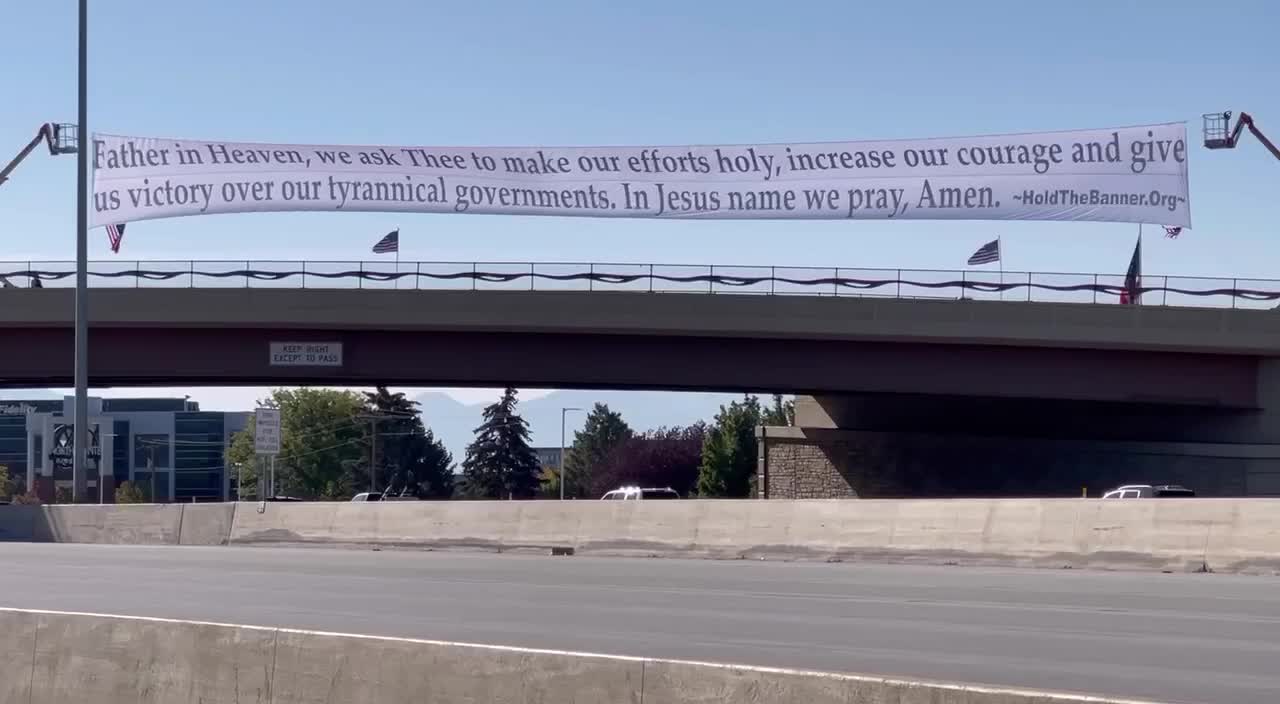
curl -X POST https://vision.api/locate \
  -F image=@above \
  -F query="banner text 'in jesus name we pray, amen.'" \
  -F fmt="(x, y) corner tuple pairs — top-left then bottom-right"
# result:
(91, 123), (1191, 228)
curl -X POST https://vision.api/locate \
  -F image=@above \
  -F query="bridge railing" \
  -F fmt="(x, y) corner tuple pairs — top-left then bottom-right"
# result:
(2, 260), (1277, 309)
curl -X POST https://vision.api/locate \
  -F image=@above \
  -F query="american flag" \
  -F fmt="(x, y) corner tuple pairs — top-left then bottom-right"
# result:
(371, 229), (399, 254)
(966, 238), (1000, 265)
(1163, 225), (1183, 239)
(1119, 236), (1142, 305)
(106, 223), (126, 254)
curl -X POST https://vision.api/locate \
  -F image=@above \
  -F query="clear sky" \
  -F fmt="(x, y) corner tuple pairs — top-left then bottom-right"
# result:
(1, 0), (1277, 410)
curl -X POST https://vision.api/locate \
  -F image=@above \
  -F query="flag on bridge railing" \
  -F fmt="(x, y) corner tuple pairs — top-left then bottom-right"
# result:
(105, 223), (126, 254)
(371, 229), (399, 254)
(1119, 236), (1142, 305)
(966, 238), (1000, 265)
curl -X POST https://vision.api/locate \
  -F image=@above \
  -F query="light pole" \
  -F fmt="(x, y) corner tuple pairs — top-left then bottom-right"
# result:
(72, 0), (90, 502)
(559, 407), (582, 500)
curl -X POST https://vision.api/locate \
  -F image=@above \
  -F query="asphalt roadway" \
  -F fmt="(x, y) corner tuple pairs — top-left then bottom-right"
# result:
(2, 544), (1278, 704)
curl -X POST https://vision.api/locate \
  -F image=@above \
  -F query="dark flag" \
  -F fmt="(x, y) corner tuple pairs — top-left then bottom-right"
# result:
(1119, 237), (1141, 305)
(371, 229), (399, 254)
(106, 223), (126, 253)
(966, 238), (1000, 265)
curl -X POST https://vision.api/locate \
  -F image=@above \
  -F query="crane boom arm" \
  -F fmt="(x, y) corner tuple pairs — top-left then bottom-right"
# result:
(1228, 112), (1280, 161)
(0, 124), (57, 187)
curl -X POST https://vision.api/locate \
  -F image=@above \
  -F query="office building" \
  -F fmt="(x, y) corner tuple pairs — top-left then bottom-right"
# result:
(532, 446), (563, 470)
(0, 396), (249, 503)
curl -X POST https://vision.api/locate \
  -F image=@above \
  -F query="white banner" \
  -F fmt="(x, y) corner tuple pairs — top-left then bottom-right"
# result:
(91, 124), (1190, 228)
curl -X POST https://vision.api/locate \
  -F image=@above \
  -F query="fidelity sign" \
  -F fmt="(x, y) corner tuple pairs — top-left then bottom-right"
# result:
(269, 342), (342, 367)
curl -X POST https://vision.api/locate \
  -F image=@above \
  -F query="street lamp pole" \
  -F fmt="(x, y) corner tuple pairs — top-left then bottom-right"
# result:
(559, 407), (582, 500)
(73, 0), (91, 502)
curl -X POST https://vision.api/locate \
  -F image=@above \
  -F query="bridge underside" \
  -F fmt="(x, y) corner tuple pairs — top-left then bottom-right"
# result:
(0, 326), (1264, 405)
(760, 384), (1280, 499)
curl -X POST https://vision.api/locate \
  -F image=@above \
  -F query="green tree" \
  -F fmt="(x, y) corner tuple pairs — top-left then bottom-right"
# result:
(591, 424), (705, 498)
(360, 387), (454, 498)
(114, 481), (147, 504)
(536, 465), (561, 498)
(696, 395), (762, 497)
(761, 394), (795, 427)
(563, 403), (632, 498)
(404, 429), (455, 498)
(226, 388), (365, 500)
(0, 466), (11, 500)
(226, 424), (258, 498)
(460, 388), (540, 499)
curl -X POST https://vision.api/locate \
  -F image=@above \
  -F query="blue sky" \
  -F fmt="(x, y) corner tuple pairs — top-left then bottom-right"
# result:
(1, 0), (1277, 412)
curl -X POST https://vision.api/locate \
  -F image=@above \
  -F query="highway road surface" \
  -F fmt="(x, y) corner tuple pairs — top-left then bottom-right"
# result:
(1, 544), (1277, 704)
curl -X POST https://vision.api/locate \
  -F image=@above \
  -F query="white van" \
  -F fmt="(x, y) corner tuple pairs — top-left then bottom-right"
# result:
(600, 486), (680, 500)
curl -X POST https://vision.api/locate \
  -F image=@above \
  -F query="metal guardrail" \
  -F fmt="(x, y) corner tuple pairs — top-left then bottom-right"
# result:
(1, 260), (1277, 309)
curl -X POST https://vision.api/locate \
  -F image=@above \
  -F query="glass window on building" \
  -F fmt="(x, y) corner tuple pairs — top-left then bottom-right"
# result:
(174, 413), (226, 501)
(132, 471), (170, 503)
(0, 416), (28, 483)
(134, 434), (170, 469)
(112, 420), (130, 483)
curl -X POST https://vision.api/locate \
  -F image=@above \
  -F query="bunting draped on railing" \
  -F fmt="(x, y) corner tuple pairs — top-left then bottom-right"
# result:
(1, 263), (1277, 303)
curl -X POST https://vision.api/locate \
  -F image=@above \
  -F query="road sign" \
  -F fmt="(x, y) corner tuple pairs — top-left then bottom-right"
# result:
(254, 408), (281, 455)
(269, 342), (342, 367)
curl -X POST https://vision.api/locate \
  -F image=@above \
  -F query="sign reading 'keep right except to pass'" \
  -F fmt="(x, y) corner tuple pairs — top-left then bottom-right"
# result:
(91, 123), (1191, 229)
(269, 342), (343, 367)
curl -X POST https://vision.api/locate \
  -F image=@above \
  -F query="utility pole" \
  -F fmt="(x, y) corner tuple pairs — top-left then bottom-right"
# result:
(72, 0), (90, 502)
(559, 407), (582, 500)
(358, 413), (404, 495)
(370, 419), (378, 494)
(147, 447), (156, 503)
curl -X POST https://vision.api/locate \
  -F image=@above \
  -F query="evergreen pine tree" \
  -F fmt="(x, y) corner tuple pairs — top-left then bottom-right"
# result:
(461, 387), (540, 499)
(563, 403), (632, 498)
(696, 395), (762, 497)
(362, 386), (454, 498)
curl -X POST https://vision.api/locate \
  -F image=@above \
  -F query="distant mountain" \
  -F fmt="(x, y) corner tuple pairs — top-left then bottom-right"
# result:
(413, 389), (744, 464)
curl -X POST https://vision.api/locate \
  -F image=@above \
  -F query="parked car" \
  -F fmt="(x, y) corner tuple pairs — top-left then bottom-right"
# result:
(1101, 484), (1195, 499)
(600, 486), (680, 500)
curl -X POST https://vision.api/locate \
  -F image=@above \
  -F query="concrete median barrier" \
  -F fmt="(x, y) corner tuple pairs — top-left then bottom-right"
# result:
(270, 626), (642, 704)
(0, 608), (1165, 704)
(25, 609), (274, 704)
(7, 497), (1280, 575)
(1203, 499), (1280, 574)
(225, 498), (1280, 574)
(177, 503), (238, 546)
(639, 659), (1161, 704)
(34, 504), (185, 545)
(0, 609), (38, 703)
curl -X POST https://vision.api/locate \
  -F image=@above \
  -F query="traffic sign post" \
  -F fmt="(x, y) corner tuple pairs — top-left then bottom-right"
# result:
(254, 408), (281, 498)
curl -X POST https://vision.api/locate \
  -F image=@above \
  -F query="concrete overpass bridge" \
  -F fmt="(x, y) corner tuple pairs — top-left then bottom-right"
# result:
(3, 260), (1279, 496)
